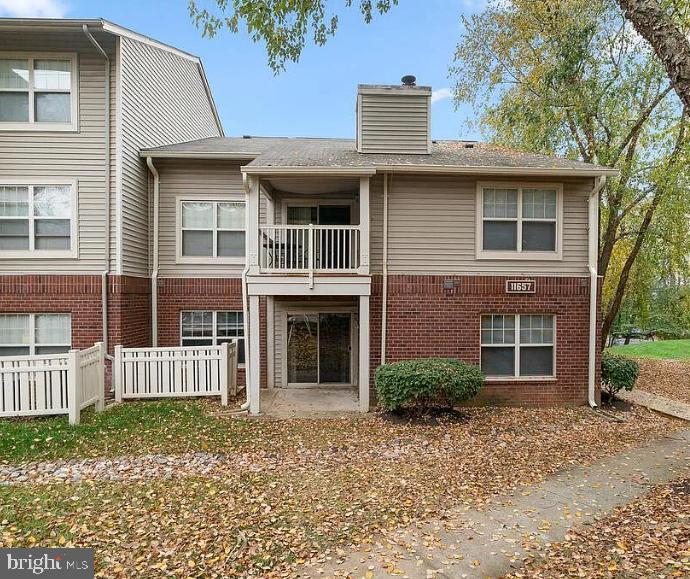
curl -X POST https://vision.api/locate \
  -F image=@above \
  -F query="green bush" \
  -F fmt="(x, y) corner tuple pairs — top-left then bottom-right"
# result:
(601, 352), (640, 400)
(375, 358), (484, 412)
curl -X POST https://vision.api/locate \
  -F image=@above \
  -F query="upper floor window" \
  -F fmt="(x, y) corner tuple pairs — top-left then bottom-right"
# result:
(477, 183), (562, 260)
(0, 181), (77, 258)
(0, 54), (77, 131)
(177, 199), (246, 263)
(0, 313), (71, 356)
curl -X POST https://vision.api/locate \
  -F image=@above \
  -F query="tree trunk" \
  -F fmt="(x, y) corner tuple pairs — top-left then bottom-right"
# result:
(617, 0), (690, 109)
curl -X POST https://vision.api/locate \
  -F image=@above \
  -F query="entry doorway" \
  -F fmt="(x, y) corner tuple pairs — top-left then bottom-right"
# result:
(286, 312), (354, 387)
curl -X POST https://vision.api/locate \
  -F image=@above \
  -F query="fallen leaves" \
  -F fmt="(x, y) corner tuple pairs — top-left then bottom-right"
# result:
(507, 477), (690, 578)
(0, 403), (683, 578)
(635, 358), (690, 404)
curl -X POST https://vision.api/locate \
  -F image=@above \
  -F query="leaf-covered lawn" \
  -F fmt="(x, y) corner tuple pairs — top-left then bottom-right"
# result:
(0, 400), (255, 464)
(508, 477), (690, 578)
(607, 339), (690, 360)
(634, 358), (690, 404)
(0, 402), (683, 577)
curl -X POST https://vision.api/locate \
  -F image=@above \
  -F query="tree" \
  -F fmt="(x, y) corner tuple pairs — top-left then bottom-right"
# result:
(452, 0), (690, 345)
(616, 0), (690, 110)
(188, 0), (398, 72)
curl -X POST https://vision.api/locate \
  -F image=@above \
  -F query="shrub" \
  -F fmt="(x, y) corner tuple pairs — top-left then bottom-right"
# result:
(601, 352), (639, 401)
(375, 358), (484, 412)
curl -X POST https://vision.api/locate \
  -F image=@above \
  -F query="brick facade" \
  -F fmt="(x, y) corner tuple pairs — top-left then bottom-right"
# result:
(156, 278), (265, 387)
(0, 275), (150, 354)
(1, 273), (601, 406)
(370, 274), (601, 406)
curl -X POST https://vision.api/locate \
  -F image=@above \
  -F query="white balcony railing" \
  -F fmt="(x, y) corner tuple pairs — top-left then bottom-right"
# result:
(259, 225), (361, 275)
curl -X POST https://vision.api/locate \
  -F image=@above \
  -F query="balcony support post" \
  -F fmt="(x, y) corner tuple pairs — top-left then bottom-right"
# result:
(359, 177), (370, 275)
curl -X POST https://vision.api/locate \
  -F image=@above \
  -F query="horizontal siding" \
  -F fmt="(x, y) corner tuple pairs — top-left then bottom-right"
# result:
(370, 175), (592, 276)
(273, 303), (284, 387)
(157, 160), (246, 278)
(0, 30), (116, 274)
(359, 93), (430, 154)
(119, 37), (221, 278)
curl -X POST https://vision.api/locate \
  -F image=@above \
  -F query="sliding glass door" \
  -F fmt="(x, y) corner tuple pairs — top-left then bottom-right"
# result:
(286, 313), (352, 385)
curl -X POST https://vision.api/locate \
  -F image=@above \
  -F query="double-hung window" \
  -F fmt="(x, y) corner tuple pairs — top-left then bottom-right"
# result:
(178, 200), (245, 263)
(0, 181), (76, 257)
(0, 313), (71, 356)
(480, 314), (555, 378)
(478, 183), (561, 259)
(180, 310), (245, 364)
(0, 54), (77, 130)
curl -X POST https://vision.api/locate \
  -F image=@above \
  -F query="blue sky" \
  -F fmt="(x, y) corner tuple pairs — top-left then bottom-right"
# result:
(0, 0), (488, 140)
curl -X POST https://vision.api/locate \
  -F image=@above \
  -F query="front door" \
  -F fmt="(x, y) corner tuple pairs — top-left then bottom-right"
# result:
(286, 312), (352, 386)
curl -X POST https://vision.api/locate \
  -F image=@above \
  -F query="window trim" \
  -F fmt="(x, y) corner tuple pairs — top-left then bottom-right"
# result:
(476, 182), (563, 261)
(0, 177), (78, 259)
(0, 313), (72, 356)
(179, 310), (245, 367)
(480, 313), (557, 381)
(0, 52), (79, 132)
(175, 197), (246, 265)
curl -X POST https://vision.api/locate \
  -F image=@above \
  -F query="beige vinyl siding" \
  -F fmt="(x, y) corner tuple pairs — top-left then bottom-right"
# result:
(157, 160), (246, 277)
(369, 174), (592, 276)
(273, 304), (284, 387)
(358, 90), (430, 154)
(0, 29), (116, 274)
(118, 36), (221, 277)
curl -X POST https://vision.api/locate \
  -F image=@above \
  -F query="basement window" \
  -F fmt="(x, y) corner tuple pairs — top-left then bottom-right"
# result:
(0, 313), (71, 356)
(480, 314), (555, 378)
(180, 310), (245, 364)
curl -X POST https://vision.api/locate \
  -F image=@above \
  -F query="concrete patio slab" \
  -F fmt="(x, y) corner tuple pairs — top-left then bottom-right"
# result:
(260, 387), (361, 418)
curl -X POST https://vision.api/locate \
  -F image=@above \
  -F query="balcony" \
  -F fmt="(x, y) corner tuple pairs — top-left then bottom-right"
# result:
(259, 225), (362, 279)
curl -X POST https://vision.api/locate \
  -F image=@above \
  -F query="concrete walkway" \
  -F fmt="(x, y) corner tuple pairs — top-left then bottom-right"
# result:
(298, 428), (690, 578)
(260, 387), (360, 418)
(617, 389), (690, 421)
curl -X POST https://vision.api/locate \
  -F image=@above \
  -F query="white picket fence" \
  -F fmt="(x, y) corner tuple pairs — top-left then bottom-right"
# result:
(114, 342), (238, 405)
(0, 342), (105, 425)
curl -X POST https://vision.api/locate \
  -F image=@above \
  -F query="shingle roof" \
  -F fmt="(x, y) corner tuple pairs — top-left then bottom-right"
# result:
(140, 136), (616, 175)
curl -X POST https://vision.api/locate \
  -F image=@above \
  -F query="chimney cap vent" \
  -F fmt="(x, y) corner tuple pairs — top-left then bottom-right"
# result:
(401, 75), (416, 86)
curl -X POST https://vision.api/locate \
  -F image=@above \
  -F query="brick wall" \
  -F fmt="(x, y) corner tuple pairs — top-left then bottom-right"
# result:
(370, 274), (601, 406)
(156, 277), (263, 387)
(0, 275), (150, 353)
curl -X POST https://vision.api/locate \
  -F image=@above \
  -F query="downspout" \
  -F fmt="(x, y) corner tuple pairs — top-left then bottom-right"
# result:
(381, 173), (389, 364)
(146, 157), (160, 346)
(83, 25), (113, 364)
(588, 176), (606, 408)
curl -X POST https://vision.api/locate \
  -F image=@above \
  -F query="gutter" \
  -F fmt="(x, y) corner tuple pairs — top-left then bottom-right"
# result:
(588, 175), (607, 408)
(381, 173), (389, 365)
(146, 157), (160, 346)
(140, 151), (259, 160)
(83, 25), (113, 365)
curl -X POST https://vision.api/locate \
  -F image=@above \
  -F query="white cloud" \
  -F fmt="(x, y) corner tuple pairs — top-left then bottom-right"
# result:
(0, 0), (67, 18)
(431, 88), (454, 104)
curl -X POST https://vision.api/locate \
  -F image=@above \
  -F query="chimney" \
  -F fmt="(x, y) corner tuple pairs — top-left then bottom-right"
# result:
(356, 76), (432, 154)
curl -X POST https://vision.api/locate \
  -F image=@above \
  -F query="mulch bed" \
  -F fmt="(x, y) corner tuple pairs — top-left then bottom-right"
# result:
(508, 476), (690, 578)
(636, 358), (690, 404)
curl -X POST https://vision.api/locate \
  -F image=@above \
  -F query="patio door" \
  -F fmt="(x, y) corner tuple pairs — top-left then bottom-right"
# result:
(286, 313), (352, 386)
(286, 205), (352, 269)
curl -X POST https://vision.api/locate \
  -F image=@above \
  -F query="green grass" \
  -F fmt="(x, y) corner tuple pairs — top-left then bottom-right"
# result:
(606, 339), (690, 361)
(0, 400), (254, 464)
